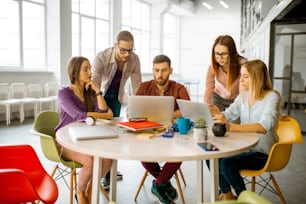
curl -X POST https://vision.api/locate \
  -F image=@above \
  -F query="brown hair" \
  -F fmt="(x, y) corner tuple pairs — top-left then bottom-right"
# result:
(67, 56), (89, 84)
(115, 30), (134, 43)
(153, 54), (171, 67)
(211, 35), (246, 91)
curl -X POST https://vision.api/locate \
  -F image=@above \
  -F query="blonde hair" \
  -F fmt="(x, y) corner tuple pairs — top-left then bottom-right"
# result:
(241, 59), (273, 99)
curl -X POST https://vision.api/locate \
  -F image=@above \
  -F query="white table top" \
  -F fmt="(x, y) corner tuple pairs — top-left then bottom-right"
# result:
(56, 119), (258, 162)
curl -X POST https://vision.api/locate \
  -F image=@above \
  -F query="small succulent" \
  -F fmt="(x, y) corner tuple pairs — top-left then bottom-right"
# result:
(194, 118), (206, 128)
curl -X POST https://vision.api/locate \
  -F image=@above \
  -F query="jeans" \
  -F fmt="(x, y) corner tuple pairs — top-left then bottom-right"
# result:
(218, 151), (268, 195)
(104, 90), (121, 117)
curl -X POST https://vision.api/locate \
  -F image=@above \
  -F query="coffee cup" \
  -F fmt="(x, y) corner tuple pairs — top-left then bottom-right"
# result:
(212, 123), (227, 137)
(177, 117), (193, 135)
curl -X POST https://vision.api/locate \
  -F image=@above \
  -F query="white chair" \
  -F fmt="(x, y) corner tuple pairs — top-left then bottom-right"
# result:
(27, 83), (54, 113)
(43, 82), (59, 112)
(10, 82), (38, 118)
(0, 83), (23, 125)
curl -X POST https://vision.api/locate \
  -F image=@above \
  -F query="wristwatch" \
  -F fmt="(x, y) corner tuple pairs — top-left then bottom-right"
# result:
(85, 116), (95, 126)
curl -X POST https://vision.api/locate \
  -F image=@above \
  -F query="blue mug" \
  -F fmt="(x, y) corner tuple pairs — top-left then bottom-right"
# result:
(177, 117), (193, 135)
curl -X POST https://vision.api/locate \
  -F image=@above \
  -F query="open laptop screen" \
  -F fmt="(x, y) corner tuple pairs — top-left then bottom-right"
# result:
(127, 95), (174, 125)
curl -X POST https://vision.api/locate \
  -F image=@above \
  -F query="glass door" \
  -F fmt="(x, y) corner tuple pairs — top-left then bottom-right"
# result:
(271, 23), (306, 132)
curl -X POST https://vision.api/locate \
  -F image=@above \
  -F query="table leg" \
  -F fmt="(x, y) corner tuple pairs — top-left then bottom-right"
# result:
(196, 160), (204, 204)
(209, 158), (219, 202)
(92, 156), (102, 204)
(109, 160), (117, 201)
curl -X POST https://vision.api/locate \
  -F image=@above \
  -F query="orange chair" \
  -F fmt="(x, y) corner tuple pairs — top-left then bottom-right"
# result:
(240, 115), (303, 204)
(0, 144), (58, 204)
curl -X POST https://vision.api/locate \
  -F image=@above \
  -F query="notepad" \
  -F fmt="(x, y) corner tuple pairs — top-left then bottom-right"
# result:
(116, 121), (164, 132)
(68, 125), (118, 142)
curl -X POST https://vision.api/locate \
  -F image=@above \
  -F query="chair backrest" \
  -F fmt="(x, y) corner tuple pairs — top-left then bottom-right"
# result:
(27, 83), (43, 98)
(277, 115), (303, 144)
(0, 144), (58, 204)
(34, 110), (59, 137)
(33, 111), (62, 162)
(44, 82), (59, 97)
(264, 115), (303, 172)
(10, 82), (28, 99)
(0, 83), (10, 100)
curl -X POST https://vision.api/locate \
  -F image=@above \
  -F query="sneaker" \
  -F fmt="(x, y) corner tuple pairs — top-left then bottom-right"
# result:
(101, 171), (123, 190)
(165, 182), (178, 200)
(151, 180), (171, 204)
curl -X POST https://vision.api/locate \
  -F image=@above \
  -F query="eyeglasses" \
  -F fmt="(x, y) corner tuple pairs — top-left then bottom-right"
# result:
(117, 44), (134, 54)
(214, 52), (229, 59)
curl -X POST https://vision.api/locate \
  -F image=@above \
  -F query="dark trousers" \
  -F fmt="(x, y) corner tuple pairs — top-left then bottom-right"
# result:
(104, 90), (121, 117)
(218, 151), (268, 196)
(141, 161), (182, 184)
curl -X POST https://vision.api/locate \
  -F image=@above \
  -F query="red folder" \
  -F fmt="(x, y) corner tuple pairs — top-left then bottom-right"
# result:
(116, 121), (164, 132)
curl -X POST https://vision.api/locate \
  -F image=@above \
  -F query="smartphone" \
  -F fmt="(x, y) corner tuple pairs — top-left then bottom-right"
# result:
(197, 142), (219, 151)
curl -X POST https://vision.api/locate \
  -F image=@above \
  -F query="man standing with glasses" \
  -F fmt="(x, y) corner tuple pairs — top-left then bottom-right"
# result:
(92, 30), (142, 188)
(204, 35), (247, 112)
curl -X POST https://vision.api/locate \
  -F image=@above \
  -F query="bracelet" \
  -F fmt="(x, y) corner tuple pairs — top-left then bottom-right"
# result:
(96, 91), (103, 96)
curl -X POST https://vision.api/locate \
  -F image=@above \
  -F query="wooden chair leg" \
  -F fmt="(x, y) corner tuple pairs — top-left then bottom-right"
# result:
(50, 164), (58, 177)
(100, 184), (110, 202)
(175, 172), (185, 204)
(134, 170), (149, 201)
(70, 168), (76, 204)
(178, 168), (186, 186)
(251, 177), (256, 191)
(270, 174), (286, 204)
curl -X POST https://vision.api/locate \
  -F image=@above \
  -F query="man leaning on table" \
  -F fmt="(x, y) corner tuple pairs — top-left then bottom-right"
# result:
(136, 54), (190, 204)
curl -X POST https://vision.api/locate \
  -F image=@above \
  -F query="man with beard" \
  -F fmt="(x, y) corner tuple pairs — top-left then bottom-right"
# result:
(92, 30), (142, 189)
(136, 54), (190, 204)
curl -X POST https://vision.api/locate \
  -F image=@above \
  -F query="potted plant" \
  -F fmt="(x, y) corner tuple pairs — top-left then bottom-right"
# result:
(193, 118), (207, 141)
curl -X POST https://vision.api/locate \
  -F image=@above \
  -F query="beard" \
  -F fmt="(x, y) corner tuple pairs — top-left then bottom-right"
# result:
(156, 77), (168, 86)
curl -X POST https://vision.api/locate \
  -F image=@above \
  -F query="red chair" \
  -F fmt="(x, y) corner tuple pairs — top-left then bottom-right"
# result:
(0, 144), (58, 204)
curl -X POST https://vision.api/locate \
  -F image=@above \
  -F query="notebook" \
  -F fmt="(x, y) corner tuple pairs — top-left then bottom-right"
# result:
(68, 125), (118, 142)
(127, 95), (174, 125)
(176, 99), (214, 126)
(117, 120), (164, 132)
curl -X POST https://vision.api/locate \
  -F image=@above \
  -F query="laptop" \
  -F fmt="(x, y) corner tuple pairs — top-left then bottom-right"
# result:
(176, 99), (214, 126)
(68, 124), (118, 142)
(127, 95), (174, 125)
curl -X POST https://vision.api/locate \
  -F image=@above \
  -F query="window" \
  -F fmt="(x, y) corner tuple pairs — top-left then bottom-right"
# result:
(0, 0), (46, 70)
(72, 0), (110, 60)
(163, 13), (179, 73)
(122, 0), (150, 72)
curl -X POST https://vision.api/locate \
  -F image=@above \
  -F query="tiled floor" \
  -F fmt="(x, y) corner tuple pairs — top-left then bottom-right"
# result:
(1, 118), (306, 204)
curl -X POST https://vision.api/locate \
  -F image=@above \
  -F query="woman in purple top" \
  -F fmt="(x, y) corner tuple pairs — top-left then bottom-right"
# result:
(55, 56), (113, 204)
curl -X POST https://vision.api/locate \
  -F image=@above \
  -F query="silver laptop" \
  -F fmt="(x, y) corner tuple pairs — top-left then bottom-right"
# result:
(176, 99), (214, 126)
(68, 125), (118, 142)
(127, 95), (174, 125)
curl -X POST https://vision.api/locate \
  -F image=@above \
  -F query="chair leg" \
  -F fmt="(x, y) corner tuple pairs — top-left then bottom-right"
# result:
(175, 172), (185, 204)
(70, 168), (76, 204)
(251, 177), (256, 191)
(270, 173), (286, 204)
(100, 184), (110, 202)
(50, 164), (59, 177)
(134, 170), (149, 201)
(178, 168), (186, 186)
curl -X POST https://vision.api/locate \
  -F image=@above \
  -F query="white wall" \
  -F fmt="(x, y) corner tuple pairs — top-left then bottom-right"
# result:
(178, 3), (241, 101)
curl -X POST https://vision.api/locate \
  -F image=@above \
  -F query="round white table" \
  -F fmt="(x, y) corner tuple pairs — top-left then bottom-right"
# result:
(56, 119), (258, 204)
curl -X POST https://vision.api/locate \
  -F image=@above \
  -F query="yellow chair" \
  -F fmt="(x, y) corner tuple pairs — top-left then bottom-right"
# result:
(31, 111), (109, 204)
(240, 115), (303, 204)
(203, 190), (272, 204)
(134, 167), (186, 203)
